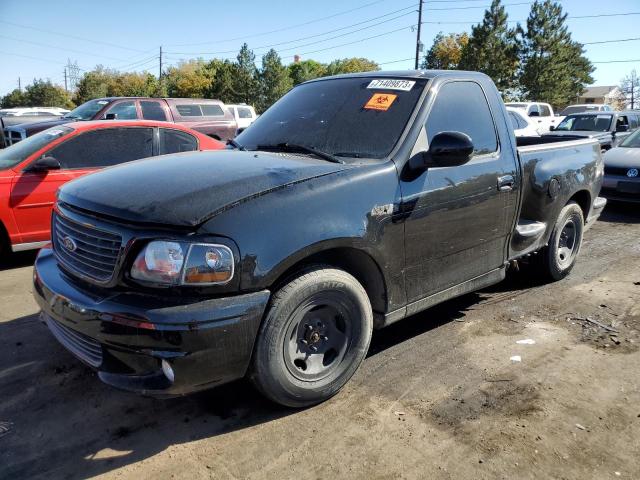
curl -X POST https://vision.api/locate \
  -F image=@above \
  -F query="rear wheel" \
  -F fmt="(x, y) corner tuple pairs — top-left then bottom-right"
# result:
(537, 201), (584, 281)
(250, 267), (373, 408)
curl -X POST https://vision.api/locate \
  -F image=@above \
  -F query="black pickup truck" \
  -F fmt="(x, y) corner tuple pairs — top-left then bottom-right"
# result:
(33, 70), (606, 407)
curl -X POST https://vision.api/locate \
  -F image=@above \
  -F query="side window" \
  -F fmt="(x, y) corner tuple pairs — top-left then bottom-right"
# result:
(539, 104), (551, 117)
(238, 107), (253, 119)
(49, 128), (154, 168)
(628, 115), (638, 129)
(176, 105), (202, 116)
(159, 129), (198, 155)
(104, 101), (137, 120)
(617, 115), (629, 128)
(141, 101), (168, 121)
(201, 104), (224, 116)
(426, 81), (498, 155)
(528, 104), (540, 116)
(508, 112), (518, 130)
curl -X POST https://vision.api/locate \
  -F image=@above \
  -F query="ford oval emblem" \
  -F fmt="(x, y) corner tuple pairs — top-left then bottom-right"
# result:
(628, 168), (639, 178)
(62, 236), (77, 252)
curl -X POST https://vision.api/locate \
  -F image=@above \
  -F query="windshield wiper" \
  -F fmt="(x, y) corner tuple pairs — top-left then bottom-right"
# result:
(256, 143), (344, 164)
(226, 139), (246, 150)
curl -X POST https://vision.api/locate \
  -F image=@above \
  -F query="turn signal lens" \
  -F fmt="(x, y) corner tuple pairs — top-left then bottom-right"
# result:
(183, 244), (234, 285)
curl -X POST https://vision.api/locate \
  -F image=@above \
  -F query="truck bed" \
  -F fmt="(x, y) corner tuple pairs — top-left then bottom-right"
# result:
(510, 136), (602, 259)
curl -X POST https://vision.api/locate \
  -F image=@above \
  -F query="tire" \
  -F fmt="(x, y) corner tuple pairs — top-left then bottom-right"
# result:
(537, 201), (584, 281)
(250, 266), (373, 408)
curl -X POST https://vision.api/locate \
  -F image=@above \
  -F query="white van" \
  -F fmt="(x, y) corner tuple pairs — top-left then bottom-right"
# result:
(226, 104), (257, 132)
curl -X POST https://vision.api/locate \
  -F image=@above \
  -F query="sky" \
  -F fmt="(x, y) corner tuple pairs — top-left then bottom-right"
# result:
(0, 0), (639, 97)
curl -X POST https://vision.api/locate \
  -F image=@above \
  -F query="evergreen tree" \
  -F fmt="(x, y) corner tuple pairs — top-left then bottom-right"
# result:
(458, 0), (520, 93)
(288, 60), (326, 86)
(207, 59), (239, 103)
(422, 32), (469, 70)
(1, 89), (27, 108)
(519, 0), (593, 107)
(74, 67), (117, 104)
(258, 49), (293, 112)
(233, 43), (259, 105)
(324, 57), (379, 75)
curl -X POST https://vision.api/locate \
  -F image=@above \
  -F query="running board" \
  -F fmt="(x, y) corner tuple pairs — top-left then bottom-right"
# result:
(515, 221), (547, 239)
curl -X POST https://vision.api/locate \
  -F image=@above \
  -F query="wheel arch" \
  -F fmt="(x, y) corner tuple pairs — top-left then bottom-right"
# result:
(265, 243), (389, 315)
(568, 189), (591, 220)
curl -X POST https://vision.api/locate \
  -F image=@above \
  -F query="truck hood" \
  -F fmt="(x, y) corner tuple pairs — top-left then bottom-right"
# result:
(14, 117), (72, 134)
(58, 150), (352, 227)
(545, 130), (610, 139)
(603, 147), (640, 168)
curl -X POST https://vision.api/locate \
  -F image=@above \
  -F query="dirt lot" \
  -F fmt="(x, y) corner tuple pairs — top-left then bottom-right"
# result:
(1, 203), (639, 480)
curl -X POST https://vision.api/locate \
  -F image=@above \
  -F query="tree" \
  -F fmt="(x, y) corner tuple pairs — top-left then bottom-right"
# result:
(24, 79), (74, 108)
(107, 72), (158, 98)
(519, 0), (593, 107)
(324, 58), (379, 75)
(165, 59), (213, 98)
(458, 0), (520, 94)
(619, 69), (639, 109)
(422, 32), (469, 70)
(1, 89), (27, 108)
(74, 67), (117, 104)
(288, 59), (326, 85)
(233, 43), (260, 104)
(258, 49), (293, 112)
(206, 59), (239, 103)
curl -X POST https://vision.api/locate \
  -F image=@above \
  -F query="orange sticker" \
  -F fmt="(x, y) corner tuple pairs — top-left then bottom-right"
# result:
(364, 93), (397, 111)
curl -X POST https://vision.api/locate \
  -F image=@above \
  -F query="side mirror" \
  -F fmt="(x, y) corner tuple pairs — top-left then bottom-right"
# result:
(529, 111), (540, 117)
(616, 124), (629, 133)
(24, 156), (61, 173)
(549, 125), (556, 131)
(411, 131), (474, 170)
(105, 113), (118, 120)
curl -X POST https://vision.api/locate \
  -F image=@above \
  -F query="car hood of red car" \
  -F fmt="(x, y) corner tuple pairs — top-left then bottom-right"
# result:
(57, 150), (351, 227)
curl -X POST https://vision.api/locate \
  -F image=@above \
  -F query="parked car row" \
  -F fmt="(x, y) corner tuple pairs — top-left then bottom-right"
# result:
(1, 98), (257, 147)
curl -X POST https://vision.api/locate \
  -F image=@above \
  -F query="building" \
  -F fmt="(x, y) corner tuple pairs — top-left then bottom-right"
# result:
(577, 86), (623, 106)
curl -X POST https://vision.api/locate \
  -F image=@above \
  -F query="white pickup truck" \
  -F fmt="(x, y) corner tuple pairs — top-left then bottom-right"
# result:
(505, 101), (558, 133)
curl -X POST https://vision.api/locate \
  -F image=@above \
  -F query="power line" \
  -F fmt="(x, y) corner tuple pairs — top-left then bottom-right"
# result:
(167, 4), (418, 55)
(166, 0), (390, 47)
(0, 34), (130, 62)
(167, 8), (418, 56)
(592, 59), (640, 64)
(584, 37), (640, 45)
(0, 20), (149, 53)
(425, 1), (532, 10)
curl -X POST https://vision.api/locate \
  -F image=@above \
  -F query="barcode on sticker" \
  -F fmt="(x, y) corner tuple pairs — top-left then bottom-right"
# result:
(367, 79), (415, 91)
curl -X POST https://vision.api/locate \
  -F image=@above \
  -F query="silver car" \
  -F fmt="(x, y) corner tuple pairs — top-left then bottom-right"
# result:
(602, 128), (640, 202)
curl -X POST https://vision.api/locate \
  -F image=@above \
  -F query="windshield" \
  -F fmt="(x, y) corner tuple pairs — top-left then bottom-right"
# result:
(235, 77), (427, 160)
(64, 99), (111, 120)
(555, 114), (613, 132)
(560, 105), (603, 116)
(0, 126), (72, 169)
(620, 128), (640, 148)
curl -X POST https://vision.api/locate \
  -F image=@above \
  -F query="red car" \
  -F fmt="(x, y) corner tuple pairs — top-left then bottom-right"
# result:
(0, 120), (223, 254)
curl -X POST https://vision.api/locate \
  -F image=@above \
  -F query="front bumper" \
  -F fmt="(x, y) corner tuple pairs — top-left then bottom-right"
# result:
(33, 248), (270, 396)
(585, 196), (607, 230)
(601, 174), (640, 203)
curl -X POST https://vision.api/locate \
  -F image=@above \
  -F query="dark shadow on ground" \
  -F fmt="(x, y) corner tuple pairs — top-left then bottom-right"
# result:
(0, 250), (37, 271)
(597, 201), (640, 224)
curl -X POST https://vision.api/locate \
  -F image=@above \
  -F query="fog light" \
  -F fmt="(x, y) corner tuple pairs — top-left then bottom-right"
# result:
(161, 359), (175, 383)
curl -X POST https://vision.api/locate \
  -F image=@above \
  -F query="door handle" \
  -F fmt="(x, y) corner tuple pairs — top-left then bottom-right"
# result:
(497, 175), (515, 192)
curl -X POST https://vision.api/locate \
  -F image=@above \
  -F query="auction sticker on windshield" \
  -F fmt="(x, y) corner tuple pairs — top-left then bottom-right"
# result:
(364, 93), (397, 111)
(367, 79), (415, 91)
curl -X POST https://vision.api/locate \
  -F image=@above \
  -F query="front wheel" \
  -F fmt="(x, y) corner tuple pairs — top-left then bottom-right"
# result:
(250, 267), (373, 408)
(537, 201), (584, 281)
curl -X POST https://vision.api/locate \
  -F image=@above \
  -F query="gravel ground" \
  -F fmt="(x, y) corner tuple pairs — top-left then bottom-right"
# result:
(1, 203), (639, 480)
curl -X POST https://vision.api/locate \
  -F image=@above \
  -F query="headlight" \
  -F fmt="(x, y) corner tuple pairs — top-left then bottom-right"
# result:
(130, 241), (234, 286)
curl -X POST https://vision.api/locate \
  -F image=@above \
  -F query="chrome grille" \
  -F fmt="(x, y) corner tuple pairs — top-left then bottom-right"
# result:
(43, 313), (102, 367)
(604, 165), (632, 176)
(52, 212), (122, 282)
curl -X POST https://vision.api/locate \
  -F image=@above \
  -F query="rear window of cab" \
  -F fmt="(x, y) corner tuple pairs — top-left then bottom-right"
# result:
(176, 104), (225, 117)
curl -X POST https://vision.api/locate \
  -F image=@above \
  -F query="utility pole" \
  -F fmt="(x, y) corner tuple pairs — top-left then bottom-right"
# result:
(64, 68), (68, 92)
(18, 77), (21, 92)
(159, 46), (163, 81)
(414, 0), (424, 69)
